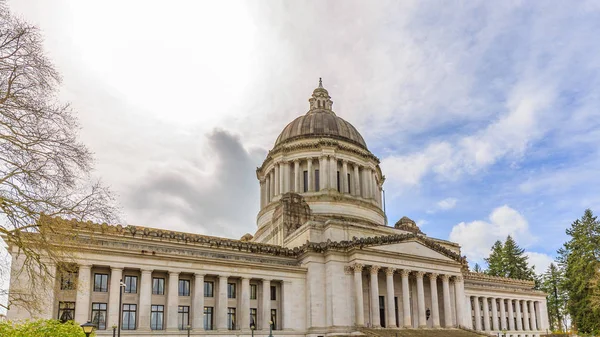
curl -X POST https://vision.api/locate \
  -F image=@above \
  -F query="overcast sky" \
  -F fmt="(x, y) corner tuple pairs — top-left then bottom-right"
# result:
(6, 0), (600, 277)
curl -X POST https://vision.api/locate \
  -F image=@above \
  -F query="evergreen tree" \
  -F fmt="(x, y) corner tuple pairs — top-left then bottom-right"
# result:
(503, 235), (535, 280)
(557, 209), (600, 334)
(485, 240), (506, 277)
(540, 263), (566, 332)
(473, 263), (483, 273)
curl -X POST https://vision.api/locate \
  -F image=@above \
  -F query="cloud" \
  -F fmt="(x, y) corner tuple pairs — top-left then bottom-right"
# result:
(525, 252), (555, 275)
(437, 198), (457, 210)
(449, 205), (535, 262)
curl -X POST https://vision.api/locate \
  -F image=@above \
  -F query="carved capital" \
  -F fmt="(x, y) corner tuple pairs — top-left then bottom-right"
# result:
(415, 271), (425, 278)
(370, 265), (380, 274)
(441, 274), (451, 282)
(385, 267), (396, 276)
(429, 273), (439, 280)
(454, 275), (464, 282)
(400, 269), (411, 277)
(353, 264), (364, 273)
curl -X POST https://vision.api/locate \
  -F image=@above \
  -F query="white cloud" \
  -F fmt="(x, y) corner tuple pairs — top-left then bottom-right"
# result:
(525, 252), (555, 275)
(449, 205), (536, 263)
(437, 198), (457, 210)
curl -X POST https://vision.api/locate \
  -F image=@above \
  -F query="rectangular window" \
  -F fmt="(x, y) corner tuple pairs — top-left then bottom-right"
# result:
(204, 281), (214, 297)
(152, 278), (165, 295)
(60, 272), (76, 290)
(315, 169), (320, 190)
(337, 171), (340, 192)
(250, 284), (257, 300)
(150, 305), (164, 330)
(204, 306), (214, 330)
(124, 275), (137, 294)
(227, 307), (236, 330)
(91, 303), (107, 330)
(178, 306), (190, 330)
(250, 308), (257, 327)
(303, 170), (308, 192)
(93, 273), (108, 292)
(271, 309), (277, 330)
(347, 173), (351, 194)
(122, 304), (137, 330)
(227, 283), (236, 299)
(58, 301), (75, 322)
(270, 285), (276, 301)
(179, 279), (190, 296)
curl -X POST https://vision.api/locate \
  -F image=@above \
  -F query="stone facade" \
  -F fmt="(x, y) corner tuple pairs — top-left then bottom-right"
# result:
(7, 81), (549, 337)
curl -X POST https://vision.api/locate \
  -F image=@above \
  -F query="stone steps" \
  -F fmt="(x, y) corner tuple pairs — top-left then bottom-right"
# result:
(359, 327), (491, 337)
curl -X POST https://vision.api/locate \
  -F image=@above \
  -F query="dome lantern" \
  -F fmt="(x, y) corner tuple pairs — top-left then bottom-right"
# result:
(308, 78), (334, 112)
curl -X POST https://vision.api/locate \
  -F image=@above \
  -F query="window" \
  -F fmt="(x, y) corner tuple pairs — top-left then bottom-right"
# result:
(122, 304), (137, 330)
(347, 173), (351, 194)
(250, 284), (257, 300)
(58, 302), (75, 322)
(227, 283), (236, 299)
(93, 274), (108, 292)
(337, 171), (340, 192)
(178, 306), (190, 330)
(151, 305), (164, 330)
(271, 309), (277, 330)
(227, 307), (236, 330)
(315, 169), (320, 190)
(124, 275), (137, 294)
(250, 308), (257, 326)
(179, 279), (190, 296)
(204, 306), (214, 330)
(270, 285), (276, 301)
(303, 171), (308, 192)
(204, 281), (214, 297)
(152, 278), (165, 295)
(91, 303), (107, 330)
(60, 272), (76, 290)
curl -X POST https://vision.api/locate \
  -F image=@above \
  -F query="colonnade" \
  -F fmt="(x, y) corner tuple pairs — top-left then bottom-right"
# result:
(351, 264), (465, 329)
(259, 156), (382, 208)
(72, 265), (284, 332)
(468, 296), (546, 333)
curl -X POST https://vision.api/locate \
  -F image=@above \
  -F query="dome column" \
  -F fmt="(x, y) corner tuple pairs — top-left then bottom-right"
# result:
(353, 164), (361, 196)
(274, 163), (280, 196)
(260, 178), (266, 208)
(269, 170), (275, 201)
(329, 156), (337, 191)
(342, 160), (349, 193)
(319, 155), (327, 190)
(294, 160), (301, 193)
(307, 158), (314, 192)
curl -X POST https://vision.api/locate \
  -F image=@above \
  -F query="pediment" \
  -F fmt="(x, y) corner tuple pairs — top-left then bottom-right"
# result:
(369, 240), (455, 262)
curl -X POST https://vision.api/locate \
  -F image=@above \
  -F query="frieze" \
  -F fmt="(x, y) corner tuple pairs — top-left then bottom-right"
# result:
(464, 272), (535, 287)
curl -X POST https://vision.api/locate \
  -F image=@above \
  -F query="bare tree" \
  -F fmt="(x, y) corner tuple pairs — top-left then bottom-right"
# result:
(0, 2), (116, 314)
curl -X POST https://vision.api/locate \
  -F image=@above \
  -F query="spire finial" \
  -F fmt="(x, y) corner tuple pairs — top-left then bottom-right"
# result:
(318, 77), (323, 88)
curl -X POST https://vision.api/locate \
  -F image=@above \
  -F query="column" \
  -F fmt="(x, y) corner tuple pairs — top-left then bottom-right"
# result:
(481, 297), (489, 331)
(523, 300), (530, 330)
(415, 271), (426, 328)
(167, 271), (179, 330)
(342, 160), (349, 193)
(386, 268), (397, 328)
(372, 171), (378, 200)
(464, 295), (473, 329)
(284, 161), (291, 193)
(307, 158), (313, 191)
(442, 275), (452, 327)
(107, 267), (123, 328)
(401, 270), (412, 328)
(319, 156), (327, 190)
(499, 298), (507, 331)
(353, 164), (361, 196)
(269, 171), (274, 200)
(193, 274), (205, 330)
(473, 296), (482, 331)
(262, 279), (271, 330)
(353, 264), (365, 326)
(294, 160), (301, 193)
(515, 299), (523, 331)
(74, 264), (91, 323)
(429, 273), (440, 328)
(260, 179), (265, 208)
(265, 176), (271, 204)
(279, 162), (286, 194)
(330, 156), (337, 191)
(217, 275), (228, 330)
(507, 299), (515, 331)
(274, 164), (279, 196)
(454, 276), (465, 327)
(534, 301), (542, 331)
(240, 277), (250, 331)
(369, 266), (381, 327)
(138, 269), (152, 330)
(492, 298), (500, 331)
(282, 281), (292, 330)
(529, 300), (537, 330)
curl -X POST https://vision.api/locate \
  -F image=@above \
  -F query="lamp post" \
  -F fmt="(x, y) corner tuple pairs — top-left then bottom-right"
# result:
(80, 321), (95, 337)
(187, 325), (191, 337)
(117, 279), (126, 337)
(111, 325), (117, 337)
(250, 320), (256, 337)
(269, 320), (274, 337)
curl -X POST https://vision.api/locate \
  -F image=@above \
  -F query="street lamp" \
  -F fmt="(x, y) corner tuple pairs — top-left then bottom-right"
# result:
(111, 325), (117, 337)
(269, 320), (274, 337)
(117, 279), (126, 337)
(250, 320), (256, 337)
(80, 321), (95, 337)
(187, 325), (191, 337)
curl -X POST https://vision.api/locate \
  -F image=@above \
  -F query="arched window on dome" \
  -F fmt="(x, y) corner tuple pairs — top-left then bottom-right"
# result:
(318, 100), (321, 108)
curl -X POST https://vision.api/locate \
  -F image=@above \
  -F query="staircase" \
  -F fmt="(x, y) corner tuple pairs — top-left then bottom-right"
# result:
(359, 327), (492, 337)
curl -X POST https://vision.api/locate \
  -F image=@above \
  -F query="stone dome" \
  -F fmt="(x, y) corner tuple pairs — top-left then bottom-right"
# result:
(273, 79), (368, 149)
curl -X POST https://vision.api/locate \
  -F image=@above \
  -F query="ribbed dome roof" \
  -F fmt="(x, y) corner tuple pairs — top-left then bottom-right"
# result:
(274, 79), (368, 149)
(274, 111), (367, 149)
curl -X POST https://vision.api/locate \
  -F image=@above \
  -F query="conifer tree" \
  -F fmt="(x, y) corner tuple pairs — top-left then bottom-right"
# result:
(503, 235), (535, 280)
(540, 263), (566, 332)
(473, 263), (483, 273)
(557, 209), (600, 334)
(485, 240), (506, 277)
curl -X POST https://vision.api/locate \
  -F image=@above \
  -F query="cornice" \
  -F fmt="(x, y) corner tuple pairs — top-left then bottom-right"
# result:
(464, 272), (536, 287)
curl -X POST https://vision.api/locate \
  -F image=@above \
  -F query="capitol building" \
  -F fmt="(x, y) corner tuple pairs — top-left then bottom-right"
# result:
(7, 81), (549, 337)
